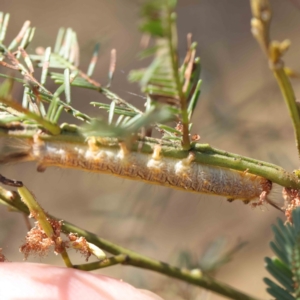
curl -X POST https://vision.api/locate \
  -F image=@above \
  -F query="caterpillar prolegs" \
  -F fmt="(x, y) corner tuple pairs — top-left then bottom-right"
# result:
(16, 135), (272, 203)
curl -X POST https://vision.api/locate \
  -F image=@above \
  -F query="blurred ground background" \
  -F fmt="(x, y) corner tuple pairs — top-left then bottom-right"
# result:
(0, 0), (300, 299)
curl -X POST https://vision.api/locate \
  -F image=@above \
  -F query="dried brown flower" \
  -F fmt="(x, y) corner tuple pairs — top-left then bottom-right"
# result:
(282, 188), (300, 223)
(191, 134), (200, 142)
(0, 248), (6, 262)
(175, 122), (183, 134)
(20, 219), (63, 259)
(68, 233), (92, 262)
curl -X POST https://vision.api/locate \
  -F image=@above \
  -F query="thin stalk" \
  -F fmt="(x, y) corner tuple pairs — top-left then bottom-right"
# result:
(0, 127), (299, 189)
(18, 186), (54, 237)
(74, 254), (127, 271)
(165, 7), (190, 150)
(17, 185), (72, 268)
(0, 70), (139, 121)
(0, 97), (60, 135)
(0, 188), (260, 300)
(48, 53), (142, 115)
(272, 67), (300, 156)
(60, 249), (73, 268)
(250, 0), (300, 158)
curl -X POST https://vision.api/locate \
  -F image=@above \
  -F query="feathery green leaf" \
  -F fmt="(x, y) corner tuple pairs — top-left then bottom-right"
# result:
(265, 208), (300, 299)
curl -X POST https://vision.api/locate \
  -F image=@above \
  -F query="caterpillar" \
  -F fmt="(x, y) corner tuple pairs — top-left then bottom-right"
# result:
(4, 135), (272, 203)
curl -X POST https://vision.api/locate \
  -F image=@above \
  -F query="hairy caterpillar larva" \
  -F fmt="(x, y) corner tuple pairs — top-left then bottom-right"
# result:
(11, 136), (271, 202)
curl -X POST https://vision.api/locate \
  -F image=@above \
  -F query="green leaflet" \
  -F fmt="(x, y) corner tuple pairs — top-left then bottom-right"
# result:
(265, 207), (300, 299)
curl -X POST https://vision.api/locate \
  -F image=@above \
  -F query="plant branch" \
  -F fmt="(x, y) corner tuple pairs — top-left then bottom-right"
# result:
(272, 67), (300, 156)
(18, 186), (54, 237)
(0, 186), (260, 300)
(0, 96), (60, 135)
(17, 185), (73, 267)
(166, 6), (190, 150)
(0, 125), (299, 189)
(73, 254), (127, 271)
(33, 53), (143, 115)
(250, 0), (300, 158)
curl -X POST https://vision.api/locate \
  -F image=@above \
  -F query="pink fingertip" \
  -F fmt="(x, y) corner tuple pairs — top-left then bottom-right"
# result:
(0, 262), (163, 300)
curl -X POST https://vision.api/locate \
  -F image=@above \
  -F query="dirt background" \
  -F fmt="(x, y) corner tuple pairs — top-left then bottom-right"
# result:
(1, 0), (300, 299)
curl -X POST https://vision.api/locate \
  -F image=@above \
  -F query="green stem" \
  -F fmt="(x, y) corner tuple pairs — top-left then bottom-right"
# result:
(272, 67), (300, 157)
(18, 186), (54, 237)
(1, 127), (299, 189)
(101, 88), (143, 115)
(49, 53), (142, 115)
(17, 185), (73, 268)
(166, 7), (190, 150)
(0, 97), (60, 135)
(68, 225), (258, 300)
(250, 0), (300, 158)
(0, 188), (260, 300)
(61, 248), (73, 268)
(73, 254), (126, 271)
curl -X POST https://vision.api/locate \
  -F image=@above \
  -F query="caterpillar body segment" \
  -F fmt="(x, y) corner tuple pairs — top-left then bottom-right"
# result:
(24, 136), (272, 202)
